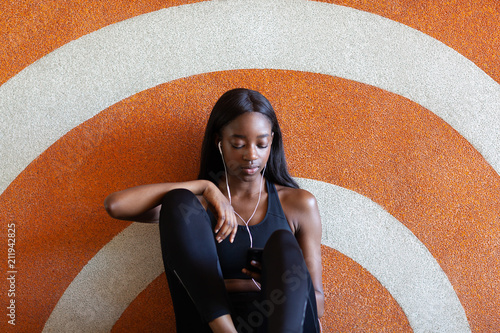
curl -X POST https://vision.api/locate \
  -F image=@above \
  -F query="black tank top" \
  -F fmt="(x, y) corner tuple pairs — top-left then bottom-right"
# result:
(208, 180), (292, 279)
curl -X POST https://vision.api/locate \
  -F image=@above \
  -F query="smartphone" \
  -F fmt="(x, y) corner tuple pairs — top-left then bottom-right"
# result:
(246, 248), (263, 273)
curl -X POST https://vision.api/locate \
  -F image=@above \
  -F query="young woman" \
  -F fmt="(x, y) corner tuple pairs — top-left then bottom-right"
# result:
(104, 88), (324, 332)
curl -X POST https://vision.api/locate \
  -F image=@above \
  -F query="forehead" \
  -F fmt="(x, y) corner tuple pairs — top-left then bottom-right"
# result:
(222, 112), (272, 135)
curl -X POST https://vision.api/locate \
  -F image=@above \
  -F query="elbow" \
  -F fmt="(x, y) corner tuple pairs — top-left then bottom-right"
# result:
(104, 194), (122, 219)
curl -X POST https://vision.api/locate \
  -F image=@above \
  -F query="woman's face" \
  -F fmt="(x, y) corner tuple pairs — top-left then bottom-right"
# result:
(219, 112), (273, 182)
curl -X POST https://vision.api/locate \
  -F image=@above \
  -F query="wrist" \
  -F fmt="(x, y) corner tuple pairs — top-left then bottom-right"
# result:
(201, 179), (216, 196)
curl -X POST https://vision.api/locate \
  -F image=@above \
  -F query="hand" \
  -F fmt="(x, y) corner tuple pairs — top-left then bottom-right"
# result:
(203, 183), (238, 243)
(242, 260), (262, 283)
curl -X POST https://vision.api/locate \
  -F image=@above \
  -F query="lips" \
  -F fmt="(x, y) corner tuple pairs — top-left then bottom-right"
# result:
(241, 165), (260, 175)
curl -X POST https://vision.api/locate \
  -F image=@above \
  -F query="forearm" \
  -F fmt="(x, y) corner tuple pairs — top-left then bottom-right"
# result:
(315, 291), (324, 318)
(104, 180), (213, 221)
(303, 255), (324, 318)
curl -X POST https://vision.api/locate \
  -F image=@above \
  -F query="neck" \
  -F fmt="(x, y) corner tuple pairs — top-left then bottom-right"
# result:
(223, 175), (265, 197)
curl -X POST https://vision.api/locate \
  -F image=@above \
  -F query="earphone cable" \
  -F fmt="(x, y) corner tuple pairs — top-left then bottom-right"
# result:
(219, 143), (265, 290)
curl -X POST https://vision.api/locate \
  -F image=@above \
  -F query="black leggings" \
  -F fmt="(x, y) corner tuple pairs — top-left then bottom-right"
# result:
(159, 189), (320, 332)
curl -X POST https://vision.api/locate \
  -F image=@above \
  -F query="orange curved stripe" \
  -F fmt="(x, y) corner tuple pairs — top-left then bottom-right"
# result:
(1, 69), (498, 331)
(320, 247), (411, 332)
(112, 273), (177, 332)
(1, 0), (498, 86)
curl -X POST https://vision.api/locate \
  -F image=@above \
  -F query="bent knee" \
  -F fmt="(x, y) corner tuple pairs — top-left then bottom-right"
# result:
(268, 229), (295, 244)
(264, 229), (300, 254)
(159, 188), (202, 224)
(161, 188), (197, 205)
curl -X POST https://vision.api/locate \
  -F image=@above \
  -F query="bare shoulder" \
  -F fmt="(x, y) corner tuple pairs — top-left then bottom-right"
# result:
(275, 185), (321, 232)
(275, 185), (318, 211)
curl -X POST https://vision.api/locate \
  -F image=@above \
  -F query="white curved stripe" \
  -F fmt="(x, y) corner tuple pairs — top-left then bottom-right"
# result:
(0, 0), (499, 196)
(43, 179), (470, 332)
(42, 223), (164, 333)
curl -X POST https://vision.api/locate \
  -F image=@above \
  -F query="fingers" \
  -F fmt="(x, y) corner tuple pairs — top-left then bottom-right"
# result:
(229, 219), (238, 243)
(215, 221), (233, 243)
(214, 209), (238, 243)
(242, 262), (262, 282)
(205, 186), (239, 243)
(213, 215), (225, 234)
(250, 260), (262, 271)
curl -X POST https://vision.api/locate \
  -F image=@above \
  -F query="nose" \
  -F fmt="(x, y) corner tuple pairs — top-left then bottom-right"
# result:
(243, 145), (259, 162)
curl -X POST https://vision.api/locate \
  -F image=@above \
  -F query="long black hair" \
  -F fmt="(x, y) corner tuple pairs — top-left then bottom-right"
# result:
(198, 88), (299, 189)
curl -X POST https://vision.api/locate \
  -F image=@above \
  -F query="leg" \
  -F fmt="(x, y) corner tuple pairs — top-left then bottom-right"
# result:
(159, 189), (232, 331)
(164, 268), (211, 332)
(261, 230), (320, 333)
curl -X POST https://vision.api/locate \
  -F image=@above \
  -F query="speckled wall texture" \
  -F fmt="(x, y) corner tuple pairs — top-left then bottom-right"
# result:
(0, 1), (499, 332)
